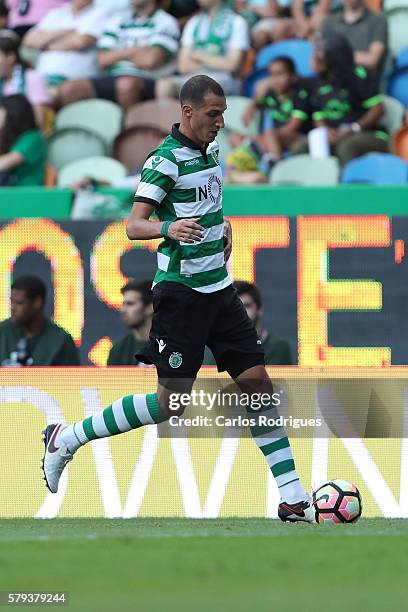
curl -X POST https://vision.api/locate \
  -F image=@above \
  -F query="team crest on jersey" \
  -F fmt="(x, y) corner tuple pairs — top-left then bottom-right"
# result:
(151, 155), (164, 170)
(169, 352), (183, 368)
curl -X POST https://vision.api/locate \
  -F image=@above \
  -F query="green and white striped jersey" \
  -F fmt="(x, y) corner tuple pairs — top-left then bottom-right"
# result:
(97, 10), (180, 79)
(134, 124), (231, 294)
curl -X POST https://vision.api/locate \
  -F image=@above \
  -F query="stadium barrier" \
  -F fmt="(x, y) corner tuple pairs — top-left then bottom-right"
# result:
(1, 367), (407, 519)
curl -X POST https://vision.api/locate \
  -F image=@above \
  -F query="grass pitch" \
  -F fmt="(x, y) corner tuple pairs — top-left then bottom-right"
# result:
(0, 518), (407, 612)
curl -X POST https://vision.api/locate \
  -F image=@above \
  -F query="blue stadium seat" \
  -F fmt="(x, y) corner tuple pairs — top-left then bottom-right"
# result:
(254, 40), (315, 75)
(396, 46), (408, 70)
(341, 153), (408, 184)
(387, 68), (408, 107)
(243, 68), (269, 98)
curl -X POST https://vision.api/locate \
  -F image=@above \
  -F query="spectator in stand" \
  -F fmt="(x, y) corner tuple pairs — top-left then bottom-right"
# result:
(251, 0), (341, 51)
(57, 0), (180, 110)
(0, 30), (51, 128)
(0, 275), (80, 366)
(107, 279), (153, 366)
(226, 56), (310, 183)
(6, 0), (67, 38)
(0, 2), (9, 30)
(0, 93), (46, 185)
(204, 280), (292, 365)
(22, 0), (107, 95)
(306, 31), (388, 166)
(155, 0), (249, 99)
(234, 0), (283, 30)
(321, 0), (387, 79)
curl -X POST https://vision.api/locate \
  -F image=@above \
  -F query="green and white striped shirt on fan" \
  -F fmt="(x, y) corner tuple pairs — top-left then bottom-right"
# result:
(134, 124), (231, 294)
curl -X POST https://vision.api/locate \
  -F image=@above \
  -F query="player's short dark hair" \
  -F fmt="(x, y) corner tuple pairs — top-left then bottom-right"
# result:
(121, 279), (153, 307)
(180, 75), (225, 107)
(11, 275), (47, 302)
(233, 280), (262, 310)
(270, 56), (296, 74)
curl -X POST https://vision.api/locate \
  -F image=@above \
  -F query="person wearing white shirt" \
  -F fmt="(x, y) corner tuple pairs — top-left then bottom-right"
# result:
(22, 0), (107, 90)
(156, 0), (250, 99)
(56, 0), (180, 110)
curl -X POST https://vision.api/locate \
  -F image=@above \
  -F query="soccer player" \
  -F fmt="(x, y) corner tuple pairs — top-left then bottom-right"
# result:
(42, 74), (315, 523)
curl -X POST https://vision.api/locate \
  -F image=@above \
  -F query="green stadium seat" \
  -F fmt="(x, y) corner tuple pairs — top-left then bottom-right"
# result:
(55, 100), (123, 149)
(47, 127), (107, 171)
(382, 95), (405, 135)
(270, 155), (340, 186)
(57, 156), (128, 187)
(224, 96), (260, 136)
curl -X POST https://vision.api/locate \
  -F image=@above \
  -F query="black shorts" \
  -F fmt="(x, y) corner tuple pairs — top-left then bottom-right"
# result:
(90, 75), (155, 103)
(136, 281), (265, 379)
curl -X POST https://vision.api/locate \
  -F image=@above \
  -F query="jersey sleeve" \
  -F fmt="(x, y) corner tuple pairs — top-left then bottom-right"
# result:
(134, 151), (179, 207)
(149, 15), (180, 57)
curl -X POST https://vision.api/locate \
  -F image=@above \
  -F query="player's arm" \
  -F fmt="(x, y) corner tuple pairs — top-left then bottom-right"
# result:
(224, 218), (232, 262)
(126, 202), (204, 243)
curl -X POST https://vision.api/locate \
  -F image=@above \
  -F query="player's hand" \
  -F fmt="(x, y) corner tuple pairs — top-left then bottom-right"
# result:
(224, 219), (232, 262)
(168, 218), (204, 243)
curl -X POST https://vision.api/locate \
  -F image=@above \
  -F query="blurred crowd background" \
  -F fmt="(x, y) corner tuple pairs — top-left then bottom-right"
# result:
(0, 0), (407, 193)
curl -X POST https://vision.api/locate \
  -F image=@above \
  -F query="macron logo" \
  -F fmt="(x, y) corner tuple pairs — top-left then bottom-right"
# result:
(157, 339), (166, 353)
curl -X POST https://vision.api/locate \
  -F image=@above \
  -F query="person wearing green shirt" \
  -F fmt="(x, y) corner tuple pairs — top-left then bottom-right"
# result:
(0, 93), (46, 186)
(203, 280), (292, 365)
(107, 279), (153, 366)
(0, 275), (80, 367)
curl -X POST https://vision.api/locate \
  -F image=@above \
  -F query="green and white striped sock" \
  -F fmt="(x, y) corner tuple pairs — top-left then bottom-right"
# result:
(248, 405), (308, 504)
(60, 393), (168, 452)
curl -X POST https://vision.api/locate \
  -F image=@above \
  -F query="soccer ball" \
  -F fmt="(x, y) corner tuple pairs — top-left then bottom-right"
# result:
(312, 479), (362, 524)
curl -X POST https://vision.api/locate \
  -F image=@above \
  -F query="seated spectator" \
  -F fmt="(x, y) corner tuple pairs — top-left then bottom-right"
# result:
(107, 279), (153, 366)
(0, 93), (46, 185)
(226, 56), (310, 183)
(0, 2), (9, 30)
(204, 280), (292, 365)
(321, 0), (387, 79)
(7, 0), (67, 38)
(234, 0), (282, 30)
(251, 0), (341, 51)
(0, 30), (51, 128)
(57, 0), (180, 110)
(155, 0), (249, 99)
(306, 31), (388, 166)
(0, 275), (80, 366)
(22, 0), (107, 94)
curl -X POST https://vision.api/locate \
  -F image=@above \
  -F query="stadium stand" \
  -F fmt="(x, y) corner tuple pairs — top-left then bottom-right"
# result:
(113, 125), (166, 173)
(255, 39), (315, 74)
(341, 152), (408, 184)
(55, 99), (123, 149)
(124, 98), (180, 131)
(270, 154), (340, 185)
(47, 126), (107, 170)
(387, 68), (408, 108)
(57, 156), (127, 188)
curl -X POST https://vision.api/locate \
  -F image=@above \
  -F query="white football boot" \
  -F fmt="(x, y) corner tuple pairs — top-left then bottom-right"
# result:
(278, 494), (317, 524)
(41, 423), (74, 493)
